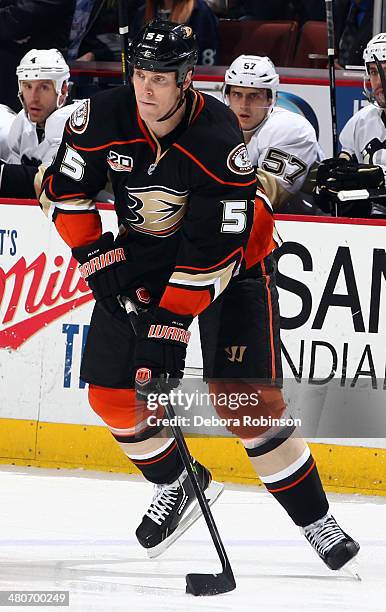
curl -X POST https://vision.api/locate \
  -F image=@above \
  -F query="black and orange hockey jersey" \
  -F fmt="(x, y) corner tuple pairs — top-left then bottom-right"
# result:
(40, 85), (276, 318)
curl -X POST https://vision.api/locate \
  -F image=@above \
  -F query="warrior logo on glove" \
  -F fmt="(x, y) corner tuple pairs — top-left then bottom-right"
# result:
(148, 324), (191, 343)
(78, 247), (126, 280)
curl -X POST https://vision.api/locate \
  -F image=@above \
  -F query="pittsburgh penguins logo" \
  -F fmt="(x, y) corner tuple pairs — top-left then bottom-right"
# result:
(362, 137), (386, 166)
(124, 186), (188, 237)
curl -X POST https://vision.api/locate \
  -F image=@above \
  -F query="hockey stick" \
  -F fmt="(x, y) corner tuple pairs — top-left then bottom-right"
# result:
(325, 0), (339, 159)
(163, 397), (236, 596)
(118, 0), (129, 85)
(122, 297), (236, 596)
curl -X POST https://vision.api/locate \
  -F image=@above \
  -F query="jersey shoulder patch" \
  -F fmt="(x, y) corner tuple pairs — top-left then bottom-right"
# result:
(227, 143), (254, 175)
(68, 99), (90, 134)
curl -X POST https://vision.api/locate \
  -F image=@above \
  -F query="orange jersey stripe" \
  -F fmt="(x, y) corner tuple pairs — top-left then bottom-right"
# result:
(191, 90), (205, 123)
(262, 264), (276, 380)
(173, 143), (256, 187)
(174, 246), (244, 273)
(136, 107), (157, 153)
(244, 197), (276, 269)
(160, 286), (212, 316)
(54, 211), (102, 248)
(73, 138), (147, 152)
(43, 175), (87, 201)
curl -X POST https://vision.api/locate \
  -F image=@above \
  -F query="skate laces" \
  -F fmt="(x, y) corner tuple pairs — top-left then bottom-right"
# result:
(145, 483), (180, 526)
(302, 514), (346, 556)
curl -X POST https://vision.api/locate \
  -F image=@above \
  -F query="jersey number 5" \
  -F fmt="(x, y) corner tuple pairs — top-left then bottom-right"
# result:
(221, 200), (247, 233)
(262, 148), (307, 184)
(60, 144), (86, 181)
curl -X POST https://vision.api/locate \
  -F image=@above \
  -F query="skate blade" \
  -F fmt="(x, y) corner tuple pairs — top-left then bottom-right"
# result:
(146, 480), (224, 559)
(340, 556), (361, 581)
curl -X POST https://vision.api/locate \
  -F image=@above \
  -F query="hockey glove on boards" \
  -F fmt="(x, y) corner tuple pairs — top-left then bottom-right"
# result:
(134, 307), (192, 399)
(72, 232), (129, 302)
(315, 158), (384, 195)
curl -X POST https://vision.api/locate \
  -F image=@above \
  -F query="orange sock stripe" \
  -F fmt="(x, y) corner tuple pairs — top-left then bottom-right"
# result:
(131, 440), (177, 466)
(268, 460), (316, 493)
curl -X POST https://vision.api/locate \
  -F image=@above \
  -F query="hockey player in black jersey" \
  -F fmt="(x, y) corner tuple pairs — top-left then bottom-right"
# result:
(40, 19), (359, 576)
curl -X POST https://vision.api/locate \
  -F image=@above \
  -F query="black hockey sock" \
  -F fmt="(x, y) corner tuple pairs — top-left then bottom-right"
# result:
(259, 449), (329, 527)
(127, 438), (184, 484)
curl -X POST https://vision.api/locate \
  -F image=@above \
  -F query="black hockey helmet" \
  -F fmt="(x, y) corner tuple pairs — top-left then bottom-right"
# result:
(127, 19), (198, 87)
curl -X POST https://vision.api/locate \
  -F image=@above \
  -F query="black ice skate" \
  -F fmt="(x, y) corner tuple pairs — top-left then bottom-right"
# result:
(301, 513), (360, 571)
(136, 460), (224, 559)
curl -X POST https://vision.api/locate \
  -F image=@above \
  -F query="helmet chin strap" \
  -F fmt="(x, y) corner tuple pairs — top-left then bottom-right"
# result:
(157, 85), (186, 122)
(373, 54), (386, 108)
(242, 105), (272, 134)
(243, 124), (261, 135)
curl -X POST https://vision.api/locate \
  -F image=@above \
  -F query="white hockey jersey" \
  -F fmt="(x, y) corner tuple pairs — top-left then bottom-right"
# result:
(0, 104), (16, 162)
(247, 106), (324, 195)
(7, 101), (83, 166)
(339, 103), (386, 166)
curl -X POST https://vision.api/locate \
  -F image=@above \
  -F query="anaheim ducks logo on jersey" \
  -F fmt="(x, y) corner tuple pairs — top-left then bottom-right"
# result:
(124, 186), (188, 237)
(69, 99), (90, 134)
(227, 143), (254, 175)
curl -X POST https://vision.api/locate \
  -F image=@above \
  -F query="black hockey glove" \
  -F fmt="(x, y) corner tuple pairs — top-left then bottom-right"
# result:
(134, 307), (192, 399)
(21, 154), (42, 168)
(316, 158), (384, 194)
(72, 232), (129, 301)
(0, 159), (38, 198)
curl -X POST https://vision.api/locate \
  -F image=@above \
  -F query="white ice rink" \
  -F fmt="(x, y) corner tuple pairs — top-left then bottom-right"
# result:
(0, 466), (385, 612)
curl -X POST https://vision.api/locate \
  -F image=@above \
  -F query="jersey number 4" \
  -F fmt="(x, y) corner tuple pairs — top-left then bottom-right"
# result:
(262, 148), (307, 184)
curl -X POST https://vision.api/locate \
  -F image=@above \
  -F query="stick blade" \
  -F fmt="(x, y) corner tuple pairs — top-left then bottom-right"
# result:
(185, 572), (236, 596)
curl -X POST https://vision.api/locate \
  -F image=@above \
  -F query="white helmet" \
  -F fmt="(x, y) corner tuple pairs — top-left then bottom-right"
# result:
(363, 33), (386, 107)
(16, 49), (70, 110)
(224, 55), (280, 103)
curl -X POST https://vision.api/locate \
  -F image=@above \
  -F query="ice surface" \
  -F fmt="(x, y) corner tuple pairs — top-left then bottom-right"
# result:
(0, 466), (385, 611)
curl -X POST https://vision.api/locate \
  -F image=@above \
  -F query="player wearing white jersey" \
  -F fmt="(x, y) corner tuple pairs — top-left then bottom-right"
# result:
(315, 34), (386, 217)
(339, 103), (386, 166)
(0, 48), (81, 198)
(340, 33), (386, 166)
(224, 55), (325, 209)
(8, 103), (81, 167)
(0, 104), (16, 162)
